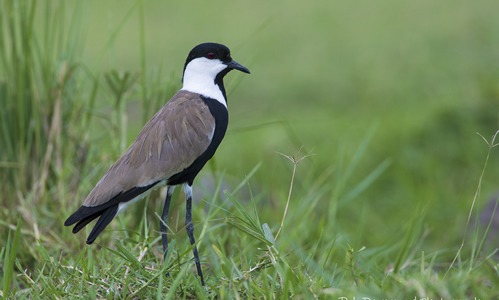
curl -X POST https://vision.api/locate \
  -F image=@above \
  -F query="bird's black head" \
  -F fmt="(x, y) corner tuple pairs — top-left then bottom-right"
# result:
(182, 42), (250, 103)
(183, 42), (250, 76)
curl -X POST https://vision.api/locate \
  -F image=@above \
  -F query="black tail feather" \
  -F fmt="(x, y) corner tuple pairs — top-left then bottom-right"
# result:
(72, 213), (102, 234)
(65, 204), (113, 227)
(64, 181), (161, 243)
(86, 204), (119, 244)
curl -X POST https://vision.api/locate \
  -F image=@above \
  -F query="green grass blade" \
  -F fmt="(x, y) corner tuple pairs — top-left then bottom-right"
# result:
(340, 159), (391, 205)
(393, 208), (425, 274)
(2, 217), (23, 297)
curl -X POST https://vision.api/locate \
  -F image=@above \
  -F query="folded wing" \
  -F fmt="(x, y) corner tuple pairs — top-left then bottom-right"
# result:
(64, 91), (216, 243)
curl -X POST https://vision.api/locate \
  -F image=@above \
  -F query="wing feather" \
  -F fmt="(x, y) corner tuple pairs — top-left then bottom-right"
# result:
(82, 91), (215, 207)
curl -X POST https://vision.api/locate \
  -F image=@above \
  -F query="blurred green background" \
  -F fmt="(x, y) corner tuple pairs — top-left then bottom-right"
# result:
(79, 0), (499, 247)
(1, 0), (498, 297)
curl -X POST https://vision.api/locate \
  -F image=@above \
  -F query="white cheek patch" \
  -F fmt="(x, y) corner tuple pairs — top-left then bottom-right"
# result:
(181, 57), (228, 108)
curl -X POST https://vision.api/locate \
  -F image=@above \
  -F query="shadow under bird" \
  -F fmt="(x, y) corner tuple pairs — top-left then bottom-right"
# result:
(64, 42), (250, 286)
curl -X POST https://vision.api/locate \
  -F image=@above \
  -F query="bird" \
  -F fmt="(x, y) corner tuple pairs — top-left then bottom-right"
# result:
(64, 42), (250, 286)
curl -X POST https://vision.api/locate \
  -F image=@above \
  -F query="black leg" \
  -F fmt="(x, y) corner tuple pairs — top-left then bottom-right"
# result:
(184, 184), (205, 286)
(161, 186), (175, 261)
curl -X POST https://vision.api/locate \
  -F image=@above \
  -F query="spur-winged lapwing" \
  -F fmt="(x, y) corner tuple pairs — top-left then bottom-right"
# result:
(64, 42), (250, 285)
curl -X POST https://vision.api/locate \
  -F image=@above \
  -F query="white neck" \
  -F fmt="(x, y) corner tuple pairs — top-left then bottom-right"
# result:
(181, 57), (228, 108)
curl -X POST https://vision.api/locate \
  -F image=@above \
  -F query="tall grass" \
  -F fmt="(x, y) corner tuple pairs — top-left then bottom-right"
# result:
(0, 0), (95, 204)
(0, 2), (93, 296)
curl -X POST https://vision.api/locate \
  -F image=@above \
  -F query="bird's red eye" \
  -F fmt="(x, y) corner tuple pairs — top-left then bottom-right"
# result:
(206, 52), (216, 59)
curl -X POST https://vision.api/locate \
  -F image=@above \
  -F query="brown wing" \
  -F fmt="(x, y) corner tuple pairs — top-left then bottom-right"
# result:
(83, 90), (215, 207)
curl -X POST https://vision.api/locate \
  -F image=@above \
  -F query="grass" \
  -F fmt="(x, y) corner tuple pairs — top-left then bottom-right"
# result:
(1, 0), (499, 298)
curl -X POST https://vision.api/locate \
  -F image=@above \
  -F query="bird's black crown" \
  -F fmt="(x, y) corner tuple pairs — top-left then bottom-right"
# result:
(185, 42), (232, 66)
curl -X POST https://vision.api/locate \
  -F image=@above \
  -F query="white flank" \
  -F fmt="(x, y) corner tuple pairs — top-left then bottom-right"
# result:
(181, 57), (228, 108)
(117, 180), (167, 214)
(183, 183), (193, 199)
(117, 193), (147, 214)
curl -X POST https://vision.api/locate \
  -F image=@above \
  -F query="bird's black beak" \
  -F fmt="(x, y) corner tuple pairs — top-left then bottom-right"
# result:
(226, 60), (250, 74)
